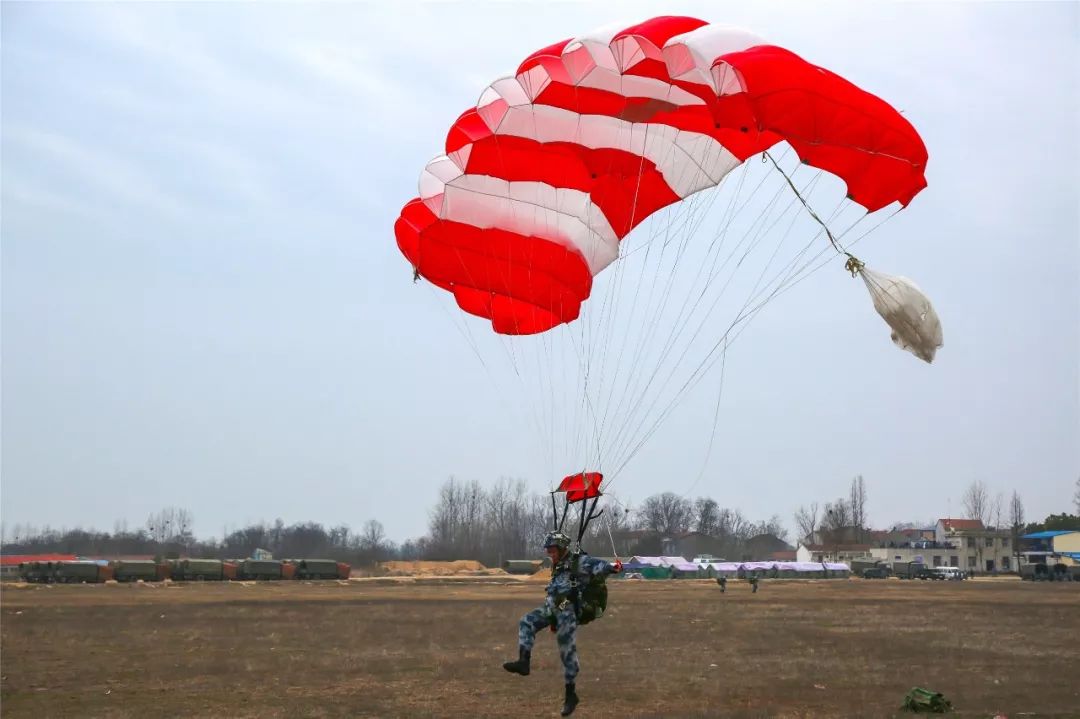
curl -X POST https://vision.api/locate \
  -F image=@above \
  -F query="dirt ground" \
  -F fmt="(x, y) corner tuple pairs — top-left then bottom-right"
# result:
(2, 577), (1077, 718)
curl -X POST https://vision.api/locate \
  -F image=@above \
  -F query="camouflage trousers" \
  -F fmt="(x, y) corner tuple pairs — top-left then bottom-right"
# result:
(518, 605), (579, 683)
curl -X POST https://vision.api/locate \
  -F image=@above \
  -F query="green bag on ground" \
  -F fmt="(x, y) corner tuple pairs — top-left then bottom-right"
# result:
(900, 687), (952, 713)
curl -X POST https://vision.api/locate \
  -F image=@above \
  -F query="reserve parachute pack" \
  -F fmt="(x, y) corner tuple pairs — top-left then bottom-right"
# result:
(567, 552), (608, 625)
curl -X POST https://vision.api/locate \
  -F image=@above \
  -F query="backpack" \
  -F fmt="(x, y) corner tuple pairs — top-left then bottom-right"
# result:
(568, 553), (608, 625)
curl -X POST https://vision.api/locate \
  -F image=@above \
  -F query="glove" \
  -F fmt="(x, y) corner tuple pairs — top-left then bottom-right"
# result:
(612, 560), (623, 573)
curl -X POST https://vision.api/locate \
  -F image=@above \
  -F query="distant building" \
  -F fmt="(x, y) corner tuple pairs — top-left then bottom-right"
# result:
(1021, 530), (1080, 566)
(934, 518), (1013, 573)
(869, 527), (937, 546)
(867, 518), (1013, 572)
(660, 532), (726, 561)
(796, 543), (872, 564)
(742, 533), (794, 561)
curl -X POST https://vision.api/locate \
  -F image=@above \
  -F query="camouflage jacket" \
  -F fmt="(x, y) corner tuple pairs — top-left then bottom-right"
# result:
(545, 552), (615, 613)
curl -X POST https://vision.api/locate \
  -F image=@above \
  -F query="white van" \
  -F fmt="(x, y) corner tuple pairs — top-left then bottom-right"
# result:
(932, 566), (965, 580)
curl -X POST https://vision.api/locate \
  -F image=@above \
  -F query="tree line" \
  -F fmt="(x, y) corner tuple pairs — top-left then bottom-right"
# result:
(1, 477), (793, 568)
(6, 476), (1077, 567)
(790, 476), (1080, 550)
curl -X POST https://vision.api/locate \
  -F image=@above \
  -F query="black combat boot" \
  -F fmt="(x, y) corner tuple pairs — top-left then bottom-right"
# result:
(502, 646), (531, 676)
(560, 682), (579, 716)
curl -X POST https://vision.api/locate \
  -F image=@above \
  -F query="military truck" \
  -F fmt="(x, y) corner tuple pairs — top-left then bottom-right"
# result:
(55, 561), (113, 583)
(113, 560), (161, 582)
(235, 559), (283, 580)
(170, 558), (225, 581)
(291, 559), (341, 580)
(19, 560), (113, 583)
(893, 561), (932, 580)
(18, 561), (55, 583)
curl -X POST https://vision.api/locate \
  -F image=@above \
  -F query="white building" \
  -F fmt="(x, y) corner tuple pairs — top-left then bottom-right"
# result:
(870, 518), (1014, 573)
(795, 543), (872, 564)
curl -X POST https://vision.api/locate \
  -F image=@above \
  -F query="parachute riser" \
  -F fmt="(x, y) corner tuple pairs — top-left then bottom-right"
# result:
(549, 491), (604, 549)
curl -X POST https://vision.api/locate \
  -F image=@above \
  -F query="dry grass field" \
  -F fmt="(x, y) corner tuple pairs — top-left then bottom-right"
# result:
(2, 577), (1077, 718)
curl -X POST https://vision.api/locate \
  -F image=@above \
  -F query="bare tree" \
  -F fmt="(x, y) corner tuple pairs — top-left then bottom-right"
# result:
(793, 503), (820, 545)
(715, 508), (750, 542)
(1074, 476), (1080, 514)
(849, 476), (868, 540)
(639, 492), (693, 535)
(581, 494), (632, 556)
(486, 477), (532, 564)
(693, 497), (721, 536)
(961, 480), (990, 524)
(428, 476), (468, 559)
(751, 515), (789, 543)
(1009, 491), (1025, 571)
(821, 499), (852, 533)
(359, 519), (387, 553)
(990, 492), (1004, 530)
(146, 507), (195, 545)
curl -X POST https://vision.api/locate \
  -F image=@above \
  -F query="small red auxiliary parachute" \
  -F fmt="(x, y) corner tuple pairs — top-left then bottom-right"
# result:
(395, 15), (927, 336)
(557, 472), (604, 503)
(551, 472), (604, 544)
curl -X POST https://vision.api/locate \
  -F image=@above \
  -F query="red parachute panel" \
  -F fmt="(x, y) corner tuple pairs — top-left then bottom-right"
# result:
(557, 472), (604, 503)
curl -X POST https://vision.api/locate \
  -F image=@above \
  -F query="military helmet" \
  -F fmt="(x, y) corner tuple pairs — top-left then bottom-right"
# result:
(543, 531), (571, 550)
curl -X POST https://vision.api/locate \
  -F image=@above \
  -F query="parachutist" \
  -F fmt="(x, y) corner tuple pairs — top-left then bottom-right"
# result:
(502, 530), (622, 716)
(412, 267), (421, 283)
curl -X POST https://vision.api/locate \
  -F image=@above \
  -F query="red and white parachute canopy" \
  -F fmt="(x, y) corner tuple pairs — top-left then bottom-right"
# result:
(394, 15), (927, 336)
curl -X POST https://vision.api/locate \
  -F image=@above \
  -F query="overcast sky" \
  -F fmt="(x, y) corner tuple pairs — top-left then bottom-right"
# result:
(2, 2), (1077, 546)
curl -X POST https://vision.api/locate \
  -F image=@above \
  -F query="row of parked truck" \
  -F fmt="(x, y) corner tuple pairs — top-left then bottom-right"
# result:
(853, 560), (967, 580)
(17, 558), (351, 583)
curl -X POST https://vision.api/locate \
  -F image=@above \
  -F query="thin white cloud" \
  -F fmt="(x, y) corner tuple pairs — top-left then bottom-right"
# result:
(5, 125), (187, 218)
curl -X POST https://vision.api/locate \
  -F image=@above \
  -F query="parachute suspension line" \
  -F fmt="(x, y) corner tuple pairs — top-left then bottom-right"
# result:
(620, 161), (756, 484)
(587, 119), (655, 473)
(497, 125), (578, 478)
(591, 199), (673, 475)
(599, 140), (760, 466)
(755, 204), (902, 310)
(682, 333), (729, 499)
(606, 519), (619, 561)
(539, 329), (555, 485)
(684, 171), (839, 365)
(585, 196), (630, 471)
(567, 323), (604, 476)
(742, 190), (852, 313)
(569, 325), (589, 472)
(600, 204), (700, 470)
(601, 170), (717, 466)
(592, 208), (657, 467)
(428, 283), (565, 483)
(764, 150), (859, 264)
(606, 159), (827, 483)
(733, 173), (826, 316)
(594, 136), (708, 464)
(436, 240), (549, 474)
(590, 212), (631, 460)
(603, 164), (797, 475)
(625, 191), (875, 459)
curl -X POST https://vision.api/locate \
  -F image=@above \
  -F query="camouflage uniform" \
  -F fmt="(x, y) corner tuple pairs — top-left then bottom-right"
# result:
(517, 552), (616, 683)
